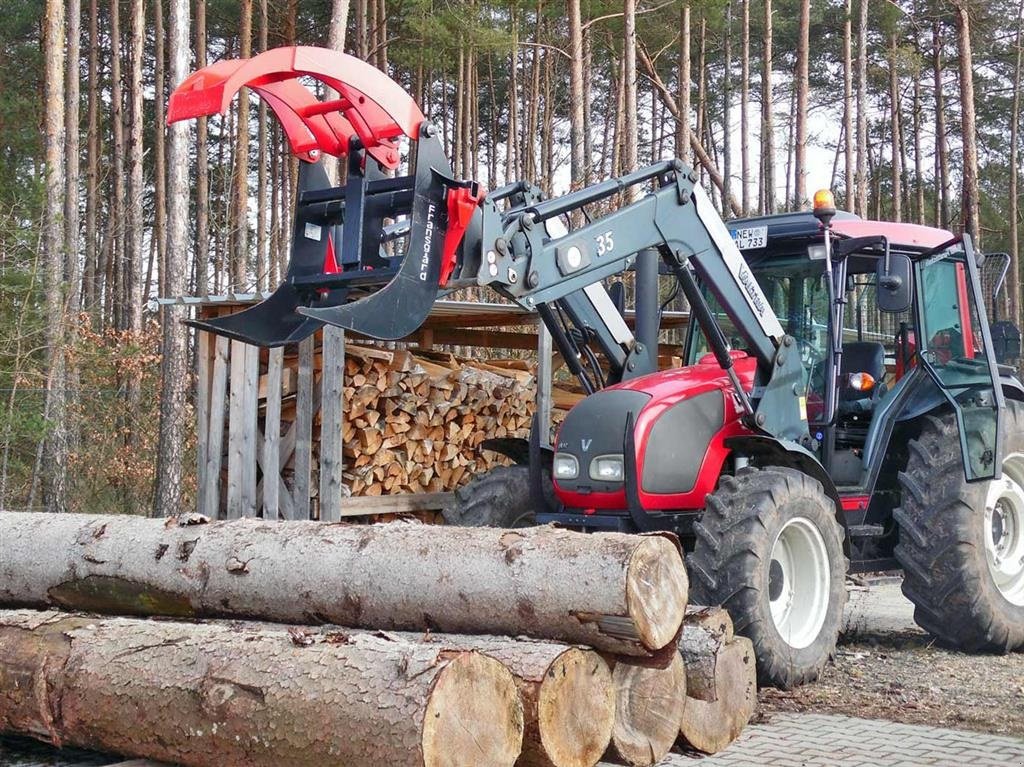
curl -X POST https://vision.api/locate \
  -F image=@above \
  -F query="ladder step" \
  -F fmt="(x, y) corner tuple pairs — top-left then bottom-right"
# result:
(849, 524), (885, 539)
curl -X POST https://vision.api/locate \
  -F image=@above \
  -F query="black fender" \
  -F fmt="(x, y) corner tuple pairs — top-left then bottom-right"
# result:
(724, 435), (851, 557)
(479, 437), (554, 469)
(1000, 373), (1024, 402)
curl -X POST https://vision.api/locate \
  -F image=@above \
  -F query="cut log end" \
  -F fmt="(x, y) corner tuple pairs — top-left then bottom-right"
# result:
(532, 647), (615, 767)
(423, 652), (524, 767)
(625, 537), (689, 651)
(608, 651), (687, 767)
(678, 637), (757, 755)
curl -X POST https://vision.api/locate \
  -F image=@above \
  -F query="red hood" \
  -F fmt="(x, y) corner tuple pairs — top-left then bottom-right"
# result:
(608, 350), (757, 405)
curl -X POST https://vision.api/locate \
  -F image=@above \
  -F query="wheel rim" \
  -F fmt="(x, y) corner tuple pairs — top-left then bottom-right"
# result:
(984, 452), (1024, 606)
(768, 516), (831, 650)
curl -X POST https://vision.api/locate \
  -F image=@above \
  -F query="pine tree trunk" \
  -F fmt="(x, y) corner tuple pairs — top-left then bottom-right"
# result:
(255, 0), (269, 290)
(64, 0), (82, 317)
(152, 0), (167, 302)
(568, 0), (586, 192)
(912, 58), (925, 224)
(0, 514), (689, 656)
(954, 2), (980, 246)
(1009, 0), (1023, 327)
(888, 31), (903, 222)
(195, 0), (210, 295)
(855, 0), (869, 215)
(109, 0), (126, 327)
(761, 0), (775, 214)
(676, 3), (691, 164)
(739, 0), (750, 214)
(722, 1), (732, 212)
(623, 0), (638, 196)
(232, 1), (254, 288)
(0, 610), (523, 767)
(83, 0), (101, 312)
(126, 0), (145, 331)
(933, 20), (951, 228)
(153, 0), (192, 517)
(794, 0), (810, 208)
(843, 0), (854, 210)
(41, 0), (68, 513)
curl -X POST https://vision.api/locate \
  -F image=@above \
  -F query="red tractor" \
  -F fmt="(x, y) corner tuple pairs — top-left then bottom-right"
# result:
(170, 48), (1024, 689)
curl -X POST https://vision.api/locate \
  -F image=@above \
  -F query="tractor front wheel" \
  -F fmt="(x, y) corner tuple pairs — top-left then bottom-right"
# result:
(894, 406), (1024, 651)
(689, 466), (848, 689)
(443, 465), (543, 528)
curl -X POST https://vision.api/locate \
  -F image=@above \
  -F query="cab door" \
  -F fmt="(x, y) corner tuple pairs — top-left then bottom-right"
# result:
(916, 236), (1005, 481)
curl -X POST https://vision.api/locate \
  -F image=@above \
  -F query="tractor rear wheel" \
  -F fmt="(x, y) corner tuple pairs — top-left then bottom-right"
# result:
(894, 406), (1024, 652)
(689, 466), (848, 689)
(443, 465), (542, 528)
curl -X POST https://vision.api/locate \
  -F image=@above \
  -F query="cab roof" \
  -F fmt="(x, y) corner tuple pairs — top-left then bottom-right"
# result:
(729, 210), (954, 253)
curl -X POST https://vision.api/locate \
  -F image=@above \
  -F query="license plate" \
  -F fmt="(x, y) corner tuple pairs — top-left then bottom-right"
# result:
(730, 226), (768, 251)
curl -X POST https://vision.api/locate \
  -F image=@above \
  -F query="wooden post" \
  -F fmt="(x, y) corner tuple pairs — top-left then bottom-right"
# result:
(263, 346), (284, 521)
(201, 335), (229, 519)
(227, 341), (258, 519)
(536, 324), (553, 447)
(194, 330), (211, 516)
(291, 334), (314, 520)
(319, 327), (345, 522)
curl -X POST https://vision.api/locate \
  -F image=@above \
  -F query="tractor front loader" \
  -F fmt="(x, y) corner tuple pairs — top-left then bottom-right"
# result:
(171, 48), (1024, 690)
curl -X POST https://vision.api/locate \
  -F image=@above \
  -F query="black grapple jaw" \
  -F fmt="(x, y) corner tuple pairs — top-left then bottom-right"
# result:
(189, 127), (480, 346)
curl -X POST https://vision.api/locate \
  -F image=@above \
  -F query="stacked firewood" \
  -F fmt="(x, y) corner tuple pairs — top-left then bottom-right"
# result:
(323, 344), (577, 496)
(0, 512), (757, 767)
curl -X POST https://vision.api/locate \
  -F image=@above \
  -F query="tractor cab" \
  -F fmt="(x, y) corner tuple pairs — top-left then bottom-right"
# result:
(689, 204), (1017, 501)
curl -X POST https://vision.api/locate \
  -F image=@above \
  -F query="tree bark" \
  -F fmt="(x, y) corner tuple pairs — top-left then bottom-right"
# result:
(195, 0), (210, 295)
(108, 0), (125, 326)
(843, 0), (854, 210)
(676, 3), (691, 164)
(954, 2), (980, 246)
(933, 20), (951, 228)
(722, 1), (732, 212)
(83, 0), (101, 312)
(568, 0), (586, 193)
(389, 632), (613, 767)
(1008, 0), (1023, 327)
(677, 607), (757, 755)
(64, 0), (83, 316)
(855, 0), (869, 215)
(0, 514), (688, 655)
(739, 0), (750, 214)
(604, 652), (687, 767)
(152, 0), (167, 301)
(41, 0), (68, 513)
(153, 0), (191, 517)
(623, 0), (638, 199)
(761, 0), (776, 214)
(126, 0), (145, 331)
(794, 0), (810, 208)
(0, 610), (522, 767)
(232, 0), (254, 288)
(888, 31), (903, 222)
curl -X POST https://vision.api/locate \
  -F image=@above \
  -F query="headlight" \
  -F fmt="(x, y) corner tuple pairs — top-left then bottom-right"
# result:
(553, 453), (579, 480)
(589, 454), (625, 482)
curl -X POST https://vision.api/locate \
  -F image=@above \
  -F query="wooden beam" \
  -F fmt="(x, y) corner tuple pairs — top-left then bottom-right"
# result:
(319, 326), (345, 522)
(291, 335), (315, 520)
(195, 330), (211, 517)
(263, 346), (284, 521)
(201, 336), (229, 519)
(329, 492), (455, 516)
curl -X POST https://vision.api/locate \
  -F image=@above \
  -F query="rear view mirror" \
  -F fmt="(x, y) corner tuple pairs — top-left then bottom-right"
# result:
(877, 252), (912, 313)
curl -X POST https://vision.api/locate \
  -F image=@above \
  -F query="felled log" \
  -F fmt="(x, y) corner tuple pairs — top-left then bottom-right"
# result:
(382, 631), (614, 767)
(677, 607), (757, 754)
(603, 652), (687, 767)
(0, 610), (523, 767)
(0, 513), (688, 656)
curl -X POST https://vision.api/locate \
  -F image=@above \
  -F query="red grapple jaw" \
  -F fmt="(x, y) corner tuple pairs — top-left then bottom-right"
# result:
(167, 46), (424, 169)
(169, 47), (485, 346)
